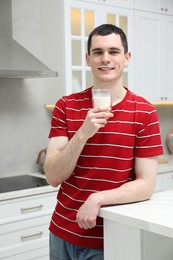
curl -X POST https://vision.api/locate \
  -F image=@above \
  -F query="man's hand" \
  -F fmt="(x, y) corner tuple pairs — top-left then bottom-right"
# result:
(76, 193), (101, 229)
(79, 107), (113, 140)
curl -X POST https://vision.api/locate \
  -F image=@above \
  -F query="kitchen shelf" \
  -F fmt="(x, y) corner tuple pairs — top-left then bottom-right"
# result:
(152, 102), (173, 106)
(44, 102), (173, 113)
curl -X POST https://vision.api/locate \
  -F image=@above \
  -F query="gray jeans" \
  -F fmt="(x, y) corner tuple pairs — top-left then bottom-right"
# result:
(49, 232), (104, 260)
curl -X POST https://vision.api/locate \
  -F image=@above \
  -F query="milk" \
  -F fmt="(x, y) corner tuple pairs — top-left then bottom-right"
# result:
(93, 96), (111, 107)
(92, 89), (111, 108)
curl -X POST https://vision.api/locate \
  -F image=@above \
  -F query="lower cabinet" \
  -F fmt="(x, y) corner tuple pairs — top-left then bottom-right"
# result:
(142, 230), (173, 260)
(0, 191), (58, 259)
(156, 171), (173, 192)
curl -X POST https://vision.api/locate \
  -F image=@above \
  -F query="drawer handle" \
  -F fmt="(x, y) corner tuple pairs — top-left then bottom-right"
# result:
(20, 204), (43, 213)
(21, 231), (43, 241)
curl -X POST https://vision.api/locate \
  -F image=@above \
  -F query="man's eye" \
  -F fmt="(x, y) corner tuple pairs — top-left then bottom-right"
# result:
(93, 51), (102, 55)
(110, 51), (119, 55)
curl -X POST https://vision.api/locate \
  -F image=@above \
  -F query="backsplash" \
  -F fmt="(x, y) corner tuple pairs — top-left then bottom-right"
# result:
(0, 0), (62, 178)
(0, 78), (61, 177)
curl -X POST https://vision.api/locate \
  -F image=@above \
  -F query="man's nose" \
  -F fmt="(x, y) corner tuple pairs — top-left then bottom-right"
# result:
(101, 52), (110, 63)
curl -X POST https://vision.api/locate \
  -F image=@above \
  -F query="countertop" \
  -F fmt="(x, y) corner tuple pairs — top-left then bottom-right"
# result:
(99, 189), (173, 239)
(0, 173), (58, 201)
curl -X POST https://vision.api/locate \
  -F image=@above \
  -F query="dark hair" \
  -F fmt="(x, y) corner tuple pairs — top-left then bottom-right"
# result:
(87, 24), (128, 55)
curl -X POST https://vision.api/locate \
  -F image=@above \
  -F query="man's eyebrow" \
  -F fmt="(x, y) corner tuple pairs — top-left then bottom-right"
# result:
(91, 48), (102, 53)
(91, 47), (121, 52)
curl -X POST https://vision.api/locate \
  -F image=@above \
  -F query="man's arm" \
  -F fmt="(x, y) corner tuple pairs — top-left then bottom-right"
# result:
(44, 107), (113, 187)
(76, 156), (158, 229)
(44, 134), (87, 187)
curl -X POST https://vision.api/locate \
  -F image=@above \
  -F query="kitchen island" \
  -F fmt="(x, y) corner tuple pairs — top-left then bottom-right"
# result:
(99, 189), (173, 260)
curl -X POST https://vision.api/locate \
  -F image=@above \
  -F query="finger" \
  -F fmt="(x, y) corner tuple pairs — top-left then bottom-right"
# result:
(92, 106), (111, 112)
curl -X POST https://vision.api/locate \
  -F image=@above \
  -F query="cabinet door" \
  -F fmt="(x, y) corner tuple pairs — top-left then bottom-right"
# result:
(3, 247), (49, 260)
(103, 0), (134, 9)
(159, 0), (173, 15)
(155, 174), (163, 192)
(134, 0), (160, 13)
(74, 0), (134, 9)
(162, 172), (173, 191)
(142, 230), (173, 260)
(160, 16), (173, 101)
(134, 11), (173, 102)
(134, 11), (160, 101)
(64, 0), (134, 94)
(0, 215), (50, 259)
(134, 0), (173, 15)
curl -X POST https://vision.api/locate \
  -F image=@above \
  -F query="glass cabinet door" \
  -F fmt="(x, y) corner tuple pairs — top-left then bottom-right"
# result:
(70, 7), (95, 93)
(106, 13), (129, 88)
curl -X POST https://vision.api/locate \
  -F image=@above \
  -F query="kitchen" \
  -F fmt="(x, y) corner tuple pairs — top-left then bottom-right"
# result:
(0, 0), (173, 259)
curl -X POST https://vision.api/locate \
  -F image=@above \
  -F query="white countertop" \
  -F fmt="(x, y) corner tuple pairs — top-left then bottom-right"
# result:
(99, 189), (173, 239)
(0, 173), (58, 201)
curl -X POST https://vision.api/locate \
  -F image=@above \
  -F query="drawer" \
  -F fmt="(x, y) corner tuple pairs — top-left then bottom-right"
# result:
(0, 192), (57, 224)
(0, 215), (50, 248)
(1, 246), (49, 260)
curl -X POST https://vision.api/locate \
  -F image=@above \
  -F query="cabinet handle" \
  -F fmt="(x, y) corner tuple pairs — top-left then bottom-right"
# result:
(161, 7), (164, 11)
(165, 8), (168, 12)
(20, 204), (43, 213)
(21, 231), (43, 241)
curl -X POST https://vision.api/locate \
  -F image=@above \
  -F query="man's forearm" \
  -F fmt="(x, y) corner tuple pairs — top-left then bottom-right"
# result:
(44, 129), (88, 187)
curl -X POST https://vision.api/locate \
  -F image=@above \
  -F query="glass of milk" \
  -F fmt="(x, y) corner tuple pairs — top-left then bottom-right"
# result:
(92, 89), (111, 108)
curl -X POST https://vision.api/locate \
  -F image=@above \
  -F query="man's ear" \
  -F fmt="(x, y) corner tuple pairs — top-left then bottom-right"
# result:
(125, 51), (131, 66)
(86, 53), (90, 67)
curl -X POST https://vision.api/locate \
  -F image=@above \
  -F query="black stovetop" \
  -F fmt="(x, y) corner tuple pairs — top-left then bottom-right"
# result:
(0, 175), (49, 193)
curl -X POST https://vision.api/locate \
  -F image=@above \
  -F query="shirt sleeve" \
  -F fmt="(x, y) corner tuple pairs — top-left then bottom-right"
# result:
(48, 97), (68, 138)
(135, 108), (164, 157)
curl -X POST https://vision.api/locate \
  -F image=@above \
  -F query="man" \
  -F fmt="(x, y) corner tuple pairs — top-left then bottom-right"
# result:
(44, 24), (163, 260)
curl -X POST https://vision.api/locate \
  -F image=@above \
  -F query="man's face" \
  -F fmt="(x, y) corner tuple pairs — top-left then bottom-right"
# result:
(86, 33), (131, 85)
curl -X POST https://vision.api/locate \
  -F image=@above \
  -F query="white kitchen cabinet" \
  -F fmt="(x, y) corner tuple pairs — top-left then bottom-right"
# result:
(134, 0), (173, 16)
(141, 231), (173, 260)
(162, 171), (173, 191)
(0, 191), (57, 260)
(134, 10), (173, 102)
(61, 0), (134, 94)
(74, 0), (134, 9)
(156, 171), (173, 192)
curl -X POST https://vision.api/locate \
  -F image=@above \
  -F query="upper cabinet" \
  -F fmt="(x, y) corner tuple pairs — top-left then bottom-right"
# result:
(63, 0), (134, 94)
(134, 10), (173, 102)
(55, 0), (173, 103)
(74, 0), (134, 9)
(134, 0), (173, 16)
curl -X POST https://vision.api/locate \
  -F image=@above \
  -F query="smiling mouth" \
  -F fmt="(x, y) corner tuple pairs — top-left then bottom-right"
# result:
(98, 66), (114, 70)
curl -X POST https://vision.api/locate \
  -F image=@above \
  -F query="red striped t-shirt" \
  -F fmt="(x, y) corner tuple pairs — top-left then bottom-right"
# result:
(48, 87), (163, 248)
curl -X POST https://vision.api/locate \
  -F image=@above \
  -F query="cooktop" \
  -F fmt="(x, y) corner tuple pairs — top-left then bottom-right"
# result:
(0, 175), (49, 193)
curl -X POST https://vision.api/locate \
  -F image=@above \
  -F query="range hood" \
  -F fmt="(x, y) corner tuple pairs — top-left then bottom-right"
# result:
(0, 0), (58, 78)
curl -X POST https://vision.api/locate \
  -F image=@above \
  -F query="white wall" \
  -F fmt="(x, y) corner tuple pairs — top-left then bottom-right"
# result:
(0, 0), (64, 177)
